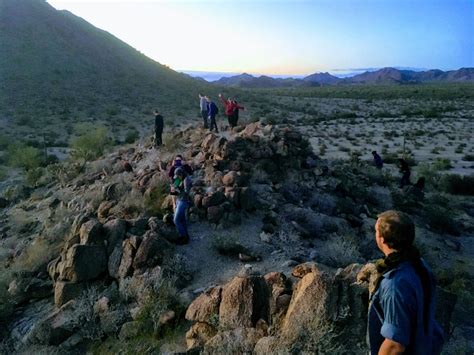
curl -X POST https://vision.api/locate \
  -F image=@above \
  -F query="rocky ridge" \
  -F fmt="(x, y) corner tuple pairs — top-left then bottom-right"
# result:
(0, 122), (472, 353)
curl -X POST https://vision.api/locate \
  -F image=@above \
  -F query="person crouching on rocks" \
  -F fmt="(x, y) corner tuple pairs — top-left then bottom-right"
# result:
(170, 167), (192, 245)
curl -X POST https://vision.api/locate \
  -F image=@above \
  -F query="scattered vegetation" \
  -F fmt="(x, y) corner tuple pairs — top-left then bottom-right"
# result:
(70, 124), (111, 161)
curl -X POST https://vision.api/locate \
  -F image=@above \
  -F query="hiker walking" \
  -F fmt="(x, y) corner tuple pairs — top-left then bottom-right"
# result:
(170, 167), (192, 245)
(368, 210), (444, 354)
(372, 151), (383, 169)
(154, 109), (164, 148)
(199, 94), (209, 129)
(206, 97), (219, 133)
(398, 158), (411, 187)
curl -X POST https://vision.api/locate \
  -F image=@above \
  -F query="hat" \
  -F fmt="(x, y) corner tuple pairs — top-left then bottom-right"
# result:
(174, 167), (186, 179)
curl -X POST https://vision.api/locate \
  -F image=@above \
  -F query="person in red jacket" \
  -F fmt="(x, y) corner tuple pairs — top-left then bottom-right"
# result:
(219, 94), (244, 129)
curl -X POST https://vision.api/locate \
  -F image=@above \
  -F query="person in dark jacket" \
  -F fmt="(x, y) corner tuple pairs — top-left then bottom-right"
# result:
(154, 110), (164, 148)
(168, 155), (193, 182)
(398, 158), (411, 187)
(372, 151), (384, 169)
(206, 97), (219, 133)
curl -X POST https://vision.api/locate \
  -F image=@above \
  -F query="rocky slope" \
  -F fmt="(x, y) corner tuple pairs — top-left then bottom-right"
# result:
(0, 122), (473, 353)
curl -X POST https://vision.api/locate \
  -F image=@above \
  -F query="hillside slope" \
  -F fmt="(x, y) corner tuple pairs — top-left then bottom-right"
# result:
(0, 0), (205, 121)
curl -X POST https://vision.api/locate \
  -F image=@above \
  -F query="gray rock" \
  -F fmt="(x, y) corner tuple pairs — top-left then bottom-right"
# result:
(58, 244), (107, 282)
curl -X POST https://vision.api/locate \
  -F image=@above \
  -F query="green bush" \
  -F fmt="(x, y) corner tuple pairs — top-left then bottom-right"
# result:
(439, 174), (474, 196)
(7, 143), (44, 171)
(462, 154), (474, 161)
(70, 125), (111, 161)
(125, 130), (140, 144)
(144, 176), (170, 216)
(432, 158), (452, 170)
(211, 234), (249, 256)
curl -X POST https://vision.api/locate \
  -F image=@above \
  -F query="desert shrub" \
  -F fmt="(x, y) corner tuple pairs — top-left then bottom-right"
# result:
(0, 135), (9, 150)
(144, 175), (170, 216)
(462, 154), (474, 161)
(211, 234), (249, 256)
(162, 133), (182, 152)
(0, 166), (7, 181)
(422, 194), (459, 235)
(7, 143), (44, 171)
(432, 158), (452, 170)
(47, 162), (85, 187)
(71, 124), (111, 161)
(422, 107), (442, 118)
(125, 130), (140, 144)
(25, 167), (45, 187)
(11, 236), (58, 273)
(135, 276), (181, 334)
(0, 269), (15, 328)
(438, 174), (474, 196)
(315, 234), (364, 268)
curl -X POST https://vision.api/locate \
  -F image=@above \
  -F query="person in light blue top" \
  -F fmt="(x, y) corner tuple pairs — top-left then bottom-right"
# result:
(368, 210), (444, 355)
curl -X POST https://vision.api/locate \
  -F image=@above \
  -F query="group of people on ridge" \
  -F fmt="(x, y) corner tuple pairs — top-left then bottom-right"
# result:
(199, 93), (245, 132)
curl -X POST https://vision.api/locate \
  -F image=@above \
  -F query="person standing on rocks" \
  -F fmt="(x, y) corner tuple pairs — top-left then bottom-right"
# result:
(199, 94), (209, 129)
(170, 167), (192, 245)
(206, 96), (219, 133)
(219, 94), (244, 129)
(154, 109), (164, 148)
(368, 210), (444, 355)
(168, 155), (193, 182)
(231, 99), (245, 128)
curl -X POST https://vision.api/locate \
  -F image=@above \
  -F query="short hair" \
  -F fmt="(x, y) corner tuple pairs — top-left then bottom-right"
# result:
(377, 210), (415, 250)
(175, 154), (183, 159)
(372, 151), (377, 155)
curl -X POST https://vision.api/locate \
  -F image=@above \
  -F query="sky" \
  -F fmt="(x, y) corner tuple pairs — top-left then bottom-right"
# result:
(47, 0), (474, 76)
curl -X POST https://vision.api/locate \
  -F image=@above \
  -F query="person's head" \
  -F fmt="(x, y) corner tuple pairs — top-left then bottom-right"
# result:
(174, 167), (187, 179)
(154, 109), (160, 115)
(174, 155), (183, 167)
(372, 151), (377, 156)
(375, 210), (415, 255)
(205, 96), (210, 102)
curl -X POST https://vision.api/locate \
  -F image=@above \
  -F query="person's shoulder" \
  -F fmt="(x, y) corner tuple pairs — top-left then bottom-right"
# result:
(382, 263), (419, 292)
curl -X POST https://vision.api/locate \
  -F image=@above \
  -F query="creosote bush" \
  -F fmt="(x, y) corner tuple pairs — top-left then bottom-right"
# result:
(144, 175), (170, 216)
(70, 124), (111, 161)
(439, 174), (474, 196)
(7, 143), (44, 171)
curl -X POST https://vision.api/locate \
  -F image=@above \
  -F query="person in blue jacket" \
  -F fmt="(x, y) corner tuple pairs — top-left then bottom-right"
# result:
(368, 210), (444, 355)
(206, 97), (219, 133)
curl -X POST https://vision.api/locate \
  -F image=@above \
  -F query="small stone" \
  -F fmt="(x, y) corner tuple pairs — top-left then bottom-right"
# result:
(282, 260), (298, 268)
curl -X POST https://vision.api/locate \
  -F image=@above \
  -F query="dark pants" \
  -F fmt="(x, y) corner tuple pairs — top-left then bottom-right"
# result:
(155, 129), (162, 147)
(227, 115), (236, 129)
(209, 114), (218, 132)
(400, 171), (411, 187)
(201, 110), (208, 128)
(233, 111), (239, 127)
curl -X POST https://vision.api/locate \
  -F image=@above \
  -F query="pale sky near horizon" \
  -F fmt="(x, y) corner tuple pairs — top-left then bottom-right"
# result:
(47, 0), (474, 75)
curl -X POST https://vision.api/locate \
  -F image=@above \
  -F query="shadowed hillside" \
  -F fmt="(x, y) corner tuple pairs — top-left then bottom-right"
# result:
(0, 0), (206, 131)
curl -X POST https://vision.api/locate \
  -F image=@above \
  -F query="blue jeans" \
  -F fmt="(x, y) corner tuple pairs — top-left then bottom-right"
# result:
(174, 199), (189, 237)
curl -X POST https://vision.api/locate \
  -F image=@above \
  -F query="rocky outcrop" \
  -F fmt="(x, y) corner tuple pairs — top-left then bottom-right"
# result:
(185, 263), (369, 354)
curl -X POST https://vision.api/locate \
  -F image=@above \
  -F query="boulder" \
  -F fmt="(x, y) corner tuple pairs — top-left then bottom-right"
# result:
(103, 218), (127, 254)
(54, 281), (85, 306)
(207, 206), (224, 224)
(8, 277), (53, 304)
(30, 300), (78, 345)
(222, 171), (243, 187)
(97, 201), (115, 220)
(100, 309), (131, 335)
(202, 191), (226, 208)
(127, 218), (149, 236)
(117, 236), (141, 279)
(219, 274), (269, 330)
(79, 220), (104, 245)
(224, 187), (240, 208)
(278, 265), (368, 353)
(186, 286), (222, 324)
(58, 244), (107, 282)
(132, 231), (172, 270)
(186, 322), (217, 350)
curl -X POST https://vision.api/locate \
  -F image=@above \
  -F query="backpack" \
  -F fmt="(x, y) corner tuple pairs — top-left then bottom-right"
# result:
(212, 102), (219, 115)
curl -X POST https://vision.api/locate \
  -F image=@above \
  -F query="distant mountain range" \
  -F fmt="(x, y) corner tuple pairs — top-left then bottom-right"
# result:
(0, 0), (205, 119)
(210, 67), (474, 88)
